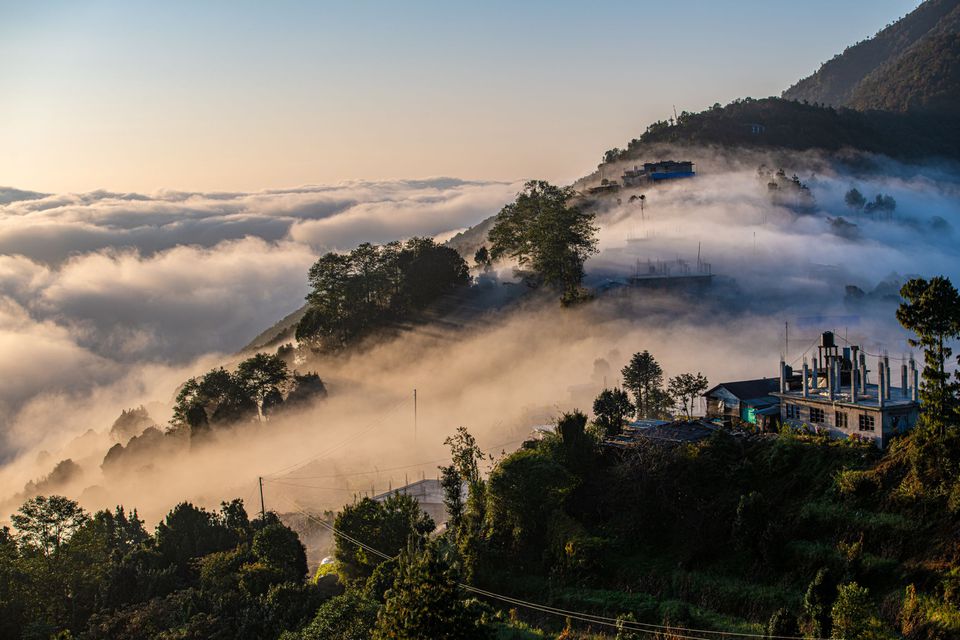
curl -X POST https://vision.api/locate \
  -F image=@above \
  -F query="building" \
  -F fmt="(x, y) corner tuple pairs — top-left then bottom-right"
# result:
(773, 331), (920, 448)
(622, 160), (695, 187)
(703, 378), (781, 428)
(373, 478), (448, 525)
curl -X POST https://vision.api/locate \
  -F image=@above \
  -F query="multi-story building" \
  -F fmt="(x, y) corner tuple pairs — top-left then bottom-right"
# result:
(773, 331), (920, 448)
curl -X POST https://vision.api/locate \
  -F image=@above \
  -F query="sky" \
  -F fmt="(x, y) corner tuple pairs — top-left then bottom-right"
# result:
(0, 0), (921, 193)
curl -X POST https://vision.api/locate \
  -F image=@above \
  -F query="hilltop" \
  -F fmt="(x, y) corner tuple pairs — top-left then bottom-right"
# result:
(783, 0), (960, 115)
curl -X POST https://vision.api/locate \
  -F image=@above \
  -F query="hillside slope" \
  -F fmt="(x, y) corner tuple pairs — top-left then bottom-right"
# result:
(783, 0), (960, 115)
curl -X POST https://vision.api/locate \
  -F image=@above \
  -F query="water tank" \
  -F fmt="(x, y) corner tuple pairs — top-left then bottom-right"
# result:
(820, 331), (835, 348)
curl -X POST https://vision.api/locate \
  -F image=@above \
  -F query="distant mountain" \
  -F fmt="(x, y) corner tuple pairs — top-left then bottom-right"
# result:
(783, 0), (960, 116)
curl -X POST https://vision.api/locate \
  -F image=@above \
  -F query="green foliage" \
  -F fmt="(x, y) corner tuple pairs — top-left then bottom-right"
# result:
(252, 523), (308, 583)
(804, 567), (838, 639)
(171, 354), (325, 433)
(488, 180), (598, 297)
(333, 494), (435, 584)
(831, 582), (873, 640)
(667, 372), (709, 419)
(897, 276), (960, 433)
(288, 591), (380, 640)
(11, 495), (88, 557)
(766, 608), (799, 638)
(485, 449), (575, 557)
(296, 237), (469, 350)
(372, 539), (489, 640)
(845, 188), (867, 210)
(592, 387), (633, 437)
(621, 351), (666, 419)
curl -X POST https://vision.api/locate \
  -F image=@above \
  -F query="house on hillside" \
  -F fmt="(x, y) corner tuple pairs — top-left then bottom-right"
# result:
(373, 478), (454, 526)
(773, 332), (920, 448)
(622, 160), (695, 187)
(703, 378), (781, 429)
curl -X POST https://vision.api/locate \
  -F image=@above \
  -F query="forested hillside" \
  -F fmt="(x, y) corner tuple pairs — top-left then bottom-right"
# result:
(783, 0), (960, 115)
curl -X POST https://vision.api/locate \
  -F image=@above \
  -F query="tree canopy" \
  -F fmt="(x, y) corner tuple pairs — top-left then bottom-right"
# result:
(488, 180), (598, 299)
(296, 238), (469, 350)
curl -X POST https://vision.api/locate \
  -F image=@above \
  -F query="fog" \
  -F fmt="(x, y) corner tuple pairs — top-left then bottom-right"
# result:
(1, 148), (958, 531)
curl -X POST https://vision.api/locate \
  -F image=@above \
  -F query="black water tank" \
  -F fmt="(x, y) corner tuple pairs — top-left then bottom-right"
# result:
(820, 331), (835, 348)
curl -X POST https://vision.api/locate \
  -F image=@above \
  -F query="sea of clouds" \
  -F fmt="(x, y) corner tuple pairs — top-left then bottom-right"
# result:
(0, 178), (519, 461)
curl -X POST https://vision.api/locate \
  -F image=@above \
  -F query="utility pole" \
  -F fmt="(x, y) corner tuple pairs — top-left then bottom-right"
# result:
(413, 388), (418, 444)
(258, 476), (265, 518)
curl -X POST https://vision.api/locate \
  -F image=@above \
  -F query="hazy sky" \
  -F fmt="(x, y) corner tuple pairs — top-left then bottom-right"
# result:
(1, 0), (920, 193)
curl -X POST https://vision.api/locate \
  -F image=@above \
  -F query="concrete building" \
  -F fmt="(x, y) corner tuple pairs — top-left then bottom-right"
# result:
(373, 478), (448, 525)
(773, 331), (920, 448)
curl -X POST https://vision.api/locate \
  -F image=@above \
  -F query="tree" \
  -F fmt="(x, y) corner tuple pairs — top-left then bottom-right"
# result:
(294, 591), (380, 640)
(473, 246), (491, 271)
(334, 494), (435, 583)
(251, 523), (308, 583)
(668, 372), (709, 419)
(488, 180), (598, 298)
(767, 608), (799, 639)
(237, 353), (290, 421)
(844, 188), (866, 210)
(593, 387), (633, 436)
(897, 276), (960, 432)
(485, 449), (575, 554)
(831, 582), (872, 640)
(804, 567), (838, 639)
(621, 351), (665, 419)
(11, 495), (88, 557)
(372, 540), (488, 640)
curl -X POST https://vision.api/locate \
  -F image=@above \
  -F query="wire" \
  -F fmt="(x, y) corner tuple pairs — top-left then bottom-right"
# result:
(276, 496), (834, 640)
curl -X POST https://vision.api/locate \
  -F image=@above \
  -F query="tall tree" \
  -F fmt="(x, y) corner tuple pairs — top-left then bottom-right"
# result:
(896, 276), (960, 432)
(488, 180), (598, 298)
(621, 351), (665, 419)
(11, 496), (88, 557)
(593, 387), (633, 436)
(668, 372), (710, 419)
(372, 540), (487, 640)
(236, 353), (290, 421)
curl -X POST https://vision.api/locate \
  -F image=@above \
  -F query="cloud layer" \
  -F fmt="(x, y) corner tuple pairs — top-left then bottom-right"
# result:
(0, 178), (517, 460)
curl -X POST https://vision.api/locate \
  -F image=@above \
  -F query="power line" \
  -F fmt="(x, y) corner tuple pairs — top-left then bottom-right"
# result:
(278, 497), (832, 640)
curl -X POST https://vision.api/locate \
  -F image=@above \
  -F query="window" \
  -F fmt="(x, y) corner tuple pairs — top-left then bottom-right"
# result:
(835, 411), (848, 429)
(785, 404), (800, 420)
(858, 414), (876, 432)
(810, 407), (825, 424)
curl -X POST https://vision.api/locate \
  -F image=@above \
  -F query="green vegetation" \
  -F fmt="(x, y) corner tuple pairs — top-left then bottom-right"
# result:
(171, 352), (327, 434)
(608, 97), (960, 163)
(6, 279), (960, 639)
(295, 237), (469, 351)
(782, 0), (960, 116)
(488, 180), (598, 303)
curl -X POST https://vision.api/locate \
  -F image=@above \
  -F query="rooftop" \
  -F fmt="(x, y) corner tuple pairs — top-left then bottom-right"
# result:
(776, 383), (916, 409)
(704, 378), (779, 402)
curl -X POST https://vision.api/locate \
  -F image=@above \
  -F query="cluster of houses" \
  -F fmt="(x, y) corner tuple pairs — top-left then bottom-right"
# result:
(612, 331), (921, 450)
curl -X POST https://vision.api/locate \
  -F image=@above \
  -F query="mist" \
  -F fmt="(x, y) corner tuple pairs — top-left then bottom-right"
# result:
(2, 147), (958, 534)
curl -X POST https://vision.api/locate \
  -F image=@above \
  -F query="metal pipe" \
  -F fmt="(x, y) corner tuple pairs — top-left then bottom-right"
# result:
(912, 367), (919, 403)
(851, 365), (858, 403)
(811, 357), (819, 390)
(779, 359), (786, 394)
(802, 361), (809, 398)
(901, 363), (908, 399)
(828, 359), (835, 401)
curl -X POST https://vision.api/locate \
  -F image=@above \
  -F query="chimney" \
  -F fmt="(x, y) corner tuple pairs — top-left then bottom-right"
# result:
(779, 358), (786, 394)
(878, 360), (886, 408)
(901, 362), (908, 399)
(802, 360), (809, 398)
(885, 361), (892, 400)
(811, 357), (819, 390)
